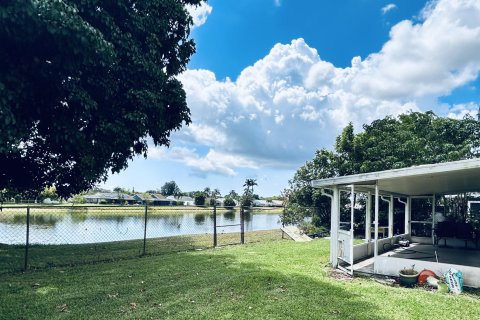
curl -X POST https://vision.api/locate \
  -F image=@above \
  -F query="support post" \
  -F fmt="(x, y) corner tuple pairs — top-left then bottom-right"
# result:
(380, 195), (394, 238)
(406, 197), (411, 235)
(213, 204), (217, 247)
(432, 194), (436, 245)
(399, 197), (411, 235)
(24, 207), (30, 271)
(240, 207), (245, 244)
(143, 204), (147, 255)
(330, 186), (340, 267)
(374, 184), (379, 273)
(389, 195), (394, 237)
(350, 185), (355, 273)
(365, 192), (371, 241)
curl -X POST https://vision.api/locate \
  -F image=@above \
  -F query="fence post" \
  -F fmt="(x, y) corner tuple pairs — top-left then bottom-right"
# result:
(24, 206), (30, 271)
(213, 204), (217, 247)
(240, 207), (245, 244)
(282, 205), (285, 239)
(143, 204), (147, 256)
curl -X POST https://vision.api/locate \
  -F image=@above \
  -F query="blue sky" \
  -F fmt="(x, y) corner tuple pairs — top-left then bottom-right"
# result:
(103, 0), (480, 197)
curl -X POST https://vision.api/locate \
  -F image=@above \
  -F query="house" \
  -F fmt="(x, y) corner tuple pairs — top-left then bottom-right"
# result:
(132, 193), (154, 204)
(253, 200), (270, 207)
(252, 199), (283, 207)
(84, 192), (135, 204)
(150, 193), (175, 206)
(166, 195), (195, 206)
(312, 158), (480, 288)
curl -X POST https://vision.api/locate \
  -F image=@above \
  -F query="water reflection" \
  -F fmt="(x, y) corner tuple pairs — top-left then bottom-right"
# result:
(223, 211), (235, 221)
(3, 214), (61, 227)
(194, 213), (206, 225)
(0, 210), (281, 245)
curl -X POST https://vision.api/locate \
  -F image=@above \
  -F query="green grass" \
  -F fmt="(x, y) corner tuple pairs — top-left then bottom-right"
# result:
(1, 239), (479, 320)
(0, 230), (283, 273)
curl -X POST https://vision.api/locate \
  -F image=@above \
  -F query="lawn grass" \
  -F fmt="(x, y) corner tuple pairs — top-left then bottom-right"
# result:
(0, 230), (283, 274)
(1, 239), (478, 320)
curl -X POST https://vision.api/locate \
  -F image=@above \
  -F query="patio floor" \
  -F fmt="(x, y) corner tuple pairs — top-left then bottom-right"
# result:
(353, 243), (480, 274)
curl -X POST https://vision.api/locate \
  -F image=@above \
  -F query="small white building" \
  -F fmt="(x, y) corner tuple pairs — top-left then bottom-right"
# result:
(312, 158), (480, 288)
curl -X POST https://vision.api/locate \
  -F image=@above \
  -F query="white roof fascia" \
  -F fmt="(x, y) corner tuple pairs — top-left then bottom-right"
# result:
(313, 158), (480, 196)
(312, 158), (480, 188)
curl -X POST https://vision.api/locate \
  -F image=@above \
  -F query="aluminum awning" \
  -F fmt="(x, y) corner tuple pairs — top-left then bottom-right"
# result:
(311, 158), (480, 196)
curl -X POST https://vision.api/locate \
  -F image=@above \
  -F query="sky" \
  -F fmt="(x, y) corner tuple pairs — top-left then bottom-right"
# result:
(103, 0), (480, 197)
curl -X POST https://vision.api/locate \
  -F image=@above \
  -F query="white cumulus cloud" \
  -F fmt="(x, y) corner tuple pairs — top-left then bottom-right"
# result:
(186, 2), (213, 30)
(170, 0), (480, 176)
(149, 147), (258, 176)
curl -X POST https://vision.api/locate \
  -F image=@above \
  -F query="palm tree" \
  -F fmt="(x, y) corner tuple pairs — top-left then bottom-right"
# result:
(243, 179), (257, 195)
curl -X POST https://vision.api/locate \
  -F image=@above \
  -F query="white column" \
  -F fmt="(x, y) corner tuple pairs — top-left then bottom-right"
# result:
(398, 197), (411, 235)
(431, 194), (436, 244)
(330, 186), (340, 267)
(365, 192), (371, 241)
(374, 183), (379, 274)
(350, 185), (355, 271)
(389, 195), (394, 237)
(406, 197), (411, 235)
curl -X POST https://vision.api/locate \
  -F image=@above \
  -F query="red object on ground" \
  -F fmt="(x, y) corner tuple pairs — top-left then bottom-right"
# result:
(418, 269), (437, 284)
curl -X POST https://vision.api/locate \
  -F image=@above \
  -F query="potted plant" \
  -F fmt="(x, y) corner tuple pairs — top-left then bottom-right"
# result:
(399, 265), (419, 287)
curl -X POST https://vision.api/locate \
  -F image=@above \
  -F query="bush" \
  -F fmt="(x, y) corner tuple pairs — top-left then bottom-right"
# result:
(223, 197), (236, 207)
(71, 195), (86, 204)
(298, 222), (328, 235)
(194, 192), (205, 206)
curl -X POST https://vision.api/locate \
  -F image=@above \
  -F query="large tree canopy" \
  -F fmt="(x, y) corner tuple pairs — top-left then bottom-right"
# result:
(160, 180), (181, 197)
(286, 111), (480, 226)
(0, 0), (201, 197)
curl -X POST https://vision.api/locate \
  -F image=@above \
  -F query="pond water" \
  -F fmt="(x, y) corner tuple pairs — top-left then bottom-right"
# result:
(0, 209), (281, 245)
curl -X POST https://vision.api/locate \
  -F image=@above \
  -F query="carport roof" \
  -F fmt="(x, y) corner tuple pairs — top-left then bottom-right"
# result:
(311, 158), (480, 196)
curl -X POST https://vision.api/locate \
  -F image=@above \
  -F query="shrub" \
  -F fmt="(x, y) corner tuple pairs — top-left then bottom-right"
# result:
(223, 197), (236, 208)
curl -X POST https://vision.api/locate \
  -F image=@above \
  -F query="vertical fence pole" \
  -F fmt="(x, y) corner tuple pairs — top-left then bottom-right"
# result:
(24, 207), (30, 271)
(282, 205), (285, 239)
(213, 204), (217, 247)
(240, 207), (245, 244)
(143, 204), (147, 256)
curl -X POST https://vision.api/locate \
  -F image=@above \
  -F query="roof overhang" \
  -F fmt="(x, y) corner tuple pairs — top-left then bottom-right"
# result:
(311, 158), (480, 196)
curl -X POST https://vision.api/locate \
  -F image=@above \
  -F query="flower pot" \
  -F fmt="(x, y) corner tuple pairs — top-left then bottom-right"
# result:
(399, 269), (419, 287)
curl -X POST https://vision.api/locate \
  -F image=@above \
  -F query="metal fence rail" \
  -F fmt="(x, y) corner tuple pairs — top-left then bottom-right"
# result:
(0, 205), (285, 273)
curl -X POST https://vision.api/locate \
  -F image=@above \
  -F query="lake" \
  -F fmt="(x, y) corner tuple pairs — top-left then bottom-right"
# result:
(0, 209), (282, 245)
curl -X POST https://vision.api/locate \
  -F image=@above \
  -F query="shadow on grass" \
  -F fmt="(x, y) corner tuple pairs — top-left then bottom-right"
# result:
(0, 243), (388, 320)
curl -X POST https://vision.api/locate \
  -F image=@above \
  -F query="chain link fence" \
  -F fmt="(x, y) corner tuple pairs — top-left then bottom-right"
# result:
(0, 205), (285, 274)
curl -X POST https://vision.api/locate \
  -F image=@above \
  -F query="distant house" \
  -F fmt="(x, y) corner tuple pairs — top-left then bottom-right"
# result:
(84, 193), (135, 204)
(253, 200), (269, 207)
(150, 193), (174, 206)
(253, 199), (283, 207)
(271, 200), (284, 207)
(43, 198), (60, 204)
(132, 193), (153, 204)
(166, 195), (195, 206)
